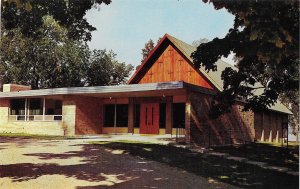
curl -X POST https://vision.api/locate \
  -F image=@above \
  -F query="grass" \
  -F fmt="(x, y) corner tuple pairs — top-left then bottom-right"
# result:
(91, 141), (299, 189)
(212, 142), (299, 171)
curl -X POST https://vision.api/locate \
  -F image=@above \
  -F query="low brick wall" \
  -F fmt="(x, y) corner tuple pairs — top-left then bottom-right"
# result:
(0, 121), (64, 135)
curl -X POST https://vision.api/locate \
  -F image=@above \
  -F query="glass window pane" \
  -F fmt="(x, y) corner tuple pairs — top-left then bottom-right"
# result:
(104, 105), (115, 127)
(29, 98), (42, 115)
(173, 103), (185, 128)
(116, 104), (128, 127)
(159, 103), (166, 128)
(134, 104), (140, 128)
(10, 99), (25, 115)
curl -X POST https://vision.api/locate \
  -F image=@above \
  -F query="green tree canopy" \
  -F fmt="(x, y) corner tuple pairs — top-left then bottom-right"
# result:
(1, 16), (90, 89)
(87, 49), (134, 86)
(1, 16), (134, 89)
(2, 0), (111, 41)
(141, 39), (155, 64)
(192, 0), (299, 118)
(136, 39), (155, 70)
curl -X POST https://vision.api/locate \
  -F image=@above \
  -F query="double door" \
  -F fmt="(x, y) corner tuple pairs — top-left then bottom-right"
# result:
(140, 103), (159, 134)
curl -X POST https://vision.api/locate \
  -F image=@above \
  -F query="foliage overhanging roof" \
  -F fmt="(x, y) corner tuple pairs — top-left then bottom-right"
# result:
(130, 33), (292, 114)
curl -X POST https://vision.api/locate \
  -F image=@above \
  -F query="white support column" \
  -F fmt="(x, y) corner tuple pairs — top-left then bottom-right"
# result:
(25, 98), (27, 121)
(27, 98), (30, 121)
(43, 97), (46, 121)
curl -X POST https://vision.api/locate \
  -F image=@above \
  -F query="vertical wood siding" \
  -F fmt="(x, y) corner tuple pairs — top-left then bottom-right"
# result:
(138, 45), (213, 89)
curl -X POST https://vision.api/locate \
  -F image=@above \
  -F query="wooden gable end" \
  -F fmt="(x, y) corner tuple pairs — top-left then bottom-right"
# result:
(138, 44), (213, 89)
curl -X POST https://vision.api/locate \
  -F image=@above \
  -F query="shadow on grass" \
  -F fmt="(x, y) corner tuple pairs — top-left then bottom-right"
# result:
(212, 143), (299, 171)
(94, 141), (299, 189)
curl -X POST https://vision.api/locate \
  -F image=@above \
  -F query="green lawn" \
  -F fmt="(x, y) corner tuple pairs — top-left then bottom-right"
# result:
(92, 141), (299, 189)
(212, 142), (299, 171)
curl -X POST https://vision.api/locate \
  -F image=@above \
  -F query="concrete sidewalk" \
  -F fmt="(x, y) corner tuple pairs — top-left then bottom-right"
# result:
(60, 133), (182, 145)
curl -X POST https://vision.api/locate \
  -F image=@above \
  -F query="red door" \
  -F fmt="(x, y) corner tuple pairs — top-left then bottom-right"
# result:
(140, 103), (159, 134)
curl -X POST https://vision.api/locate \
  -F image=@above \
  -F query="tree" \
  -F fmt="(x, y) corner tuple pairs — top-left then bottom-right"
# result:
(192, 0), (299, 119)
(192, 38), (209, 47)
(86, 50), (134, 86)
(135, 39), (155, 70)
(1, 16), (134, 89)
(1, 16), (90, 89)
(141, 39), (155, 64)
(2, 0), (111, 41)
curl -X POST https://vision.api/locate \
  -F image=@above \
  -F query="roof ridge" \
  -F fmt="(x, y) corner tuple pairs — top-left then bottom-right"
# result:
(167, 34), (196, 49)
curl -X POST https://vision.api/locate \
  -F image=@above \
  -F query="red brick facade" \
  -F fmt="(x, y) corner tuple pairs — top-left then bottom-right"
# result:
(0, 99), (9, 107)
(189, 92), (255, 146)
(75, 96), (103, 135)
(187, 91), (288, 146)
(254, 112), (288, 143)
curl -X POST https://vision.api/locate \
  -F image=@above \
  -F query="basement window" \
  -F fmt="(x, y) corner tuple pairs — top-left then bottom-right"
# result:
(104, 104), (128, 127)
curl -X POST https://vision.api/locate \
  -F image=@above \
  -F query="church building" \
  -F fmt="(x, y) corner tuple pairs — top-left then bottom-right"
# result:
(0, 34), (292, 145)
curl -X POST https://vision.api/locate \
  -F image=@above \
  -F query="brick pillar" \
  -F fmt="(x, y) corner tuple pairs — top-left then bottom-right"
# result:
(185, 102), (191, 144)
(0, 99), (9, 128)
(128, 98), (134, 134)
(62, 96), (76, 136)
(166, 96), (173, 135)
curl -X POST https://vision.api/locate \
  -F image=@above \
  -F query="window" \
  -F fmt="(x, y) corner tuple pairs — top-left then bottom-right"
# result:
(173, 103), (185, 128)
(134, 104), (140, 128)
(9, 98), (63, 121)
(45, 99), (62, 115)
(104, 104), (128, 127)
(10, 99), (25, 115)
(29, 98), (42, 115)
(116, 105), (128, 126)
(159, 103), (166, 128)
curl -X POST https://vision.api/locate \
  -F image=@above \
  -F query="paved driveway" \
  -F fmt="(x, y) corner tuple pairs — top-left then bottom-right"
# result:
(0, 137), (239, 189)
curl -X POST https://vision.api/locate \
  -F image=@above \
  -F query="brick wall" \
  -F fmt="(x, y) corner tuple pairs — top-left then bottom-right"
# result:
(75, 96), (103, 135)
(3, 84), (31, 92)
(254, 111), (287, 143)
(188, 92), (255, 146)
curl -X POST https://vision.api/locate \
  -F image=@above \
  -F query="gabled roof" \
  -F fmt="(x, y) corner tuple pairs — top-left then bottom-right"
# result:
(129, 34), (292, 115)
(166, 34), (234, 91)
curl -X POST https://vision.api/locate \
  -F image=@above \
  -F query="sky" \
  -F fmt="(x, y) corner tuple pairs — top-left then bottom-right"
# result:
(85, 0), (235, 67)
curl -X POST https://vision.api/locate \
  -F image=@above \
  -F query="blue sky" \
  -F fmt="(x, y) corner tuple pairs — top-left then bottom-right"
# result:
(85, 0), (235, 67)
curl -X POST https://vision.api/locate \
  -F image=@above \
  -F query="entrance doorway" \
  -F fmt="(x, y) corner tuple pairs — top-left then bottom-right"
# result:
(140, 103), (159, 134)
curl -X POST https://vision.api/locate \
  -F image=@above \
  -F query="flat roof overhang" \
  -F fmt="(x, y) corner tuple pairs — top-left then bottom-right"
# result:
(0, 81), (216, 99)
